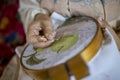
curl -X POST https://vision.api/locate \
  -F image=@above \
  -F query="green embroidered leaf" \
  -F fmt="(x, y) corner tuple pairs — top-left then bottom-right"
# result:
(51, 34), (79, 53)
(36, 48), (45, 54)
(26, 54), (46, 66)
(54, 37), (59, 41)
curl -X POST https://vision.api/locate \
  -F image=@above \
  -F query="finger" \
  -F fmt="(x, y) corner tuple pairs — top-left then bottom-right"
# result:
(37, 36), (47, 42)
(33, 40), (54, 48)
(42, 20), (56, 40)
(28, 22), (42, 33)
(27, 35), (38, 44)
(47, 31), (56, 40)
(27, 34), (48, 44)
(97, 17), (106, 29)
(27, 22), (44, 43)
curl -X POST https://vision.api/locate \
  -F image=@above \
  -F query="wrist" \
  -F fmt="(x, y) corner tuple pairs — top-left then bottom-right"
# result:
(34, 13), (50, 21)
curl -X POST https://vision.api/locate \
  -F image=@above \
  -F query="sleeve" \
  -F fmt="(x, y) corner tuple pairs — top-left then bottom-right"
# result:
(19, 0), (48, 32)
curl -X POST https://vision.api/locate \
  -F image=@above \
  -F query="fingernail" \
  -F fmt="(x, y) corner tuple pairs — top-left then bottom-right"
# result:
(38, 37), (47, 41)
(47, 34), (53, 40)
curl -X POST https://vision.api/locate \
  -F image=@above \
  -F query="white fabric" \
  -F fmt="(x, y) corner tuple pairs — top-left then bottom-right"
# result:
(81, 29), (120, 80)
(15, 12), (120, 80)
(51, 12), (69, 30)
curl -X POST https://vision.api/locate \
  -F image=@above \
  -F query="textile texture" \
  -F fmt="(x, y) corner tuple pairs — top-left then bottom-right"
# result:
(0, 0), (26, 76)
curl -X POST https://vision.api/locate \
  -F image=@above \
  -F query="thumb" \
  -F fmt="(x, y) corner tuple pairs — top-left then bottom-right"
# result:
(42, 20), (56, 40)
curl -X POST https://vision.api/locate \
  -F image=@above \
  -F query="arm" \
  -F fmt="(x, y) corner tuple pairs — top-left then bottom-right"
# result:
(19, 0), (56, 48)
(19, 0), (48, 32)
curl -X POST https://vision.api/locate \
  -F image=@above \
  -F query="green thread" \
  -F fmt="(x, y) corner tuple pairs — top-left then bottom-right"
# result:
(26, 54), (46, 66)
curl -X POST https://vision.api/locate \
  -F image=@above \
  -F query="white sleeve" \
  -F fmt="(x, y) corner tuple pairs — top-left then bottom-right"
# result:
(19, 0), (48, 32)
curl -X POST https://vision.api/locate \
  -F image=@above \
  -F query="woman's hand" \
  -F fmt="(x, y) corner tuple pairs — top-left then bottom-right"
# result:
(26, 13), (56, 48)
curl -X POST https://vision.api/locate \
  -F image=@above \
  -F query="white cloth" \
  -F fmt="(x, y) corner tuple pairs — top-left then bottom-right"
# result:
(82, 29), (120, 80)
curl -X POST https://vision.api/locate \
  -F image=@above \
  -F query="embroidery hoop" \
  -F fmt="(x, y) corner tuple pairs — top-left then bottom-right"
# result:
(20, 16), (103, 80)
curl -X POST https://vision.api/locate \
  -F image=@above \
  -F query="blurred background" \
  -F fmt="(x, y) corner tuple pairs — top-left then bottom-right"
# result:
(0, 0), (26, 76)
